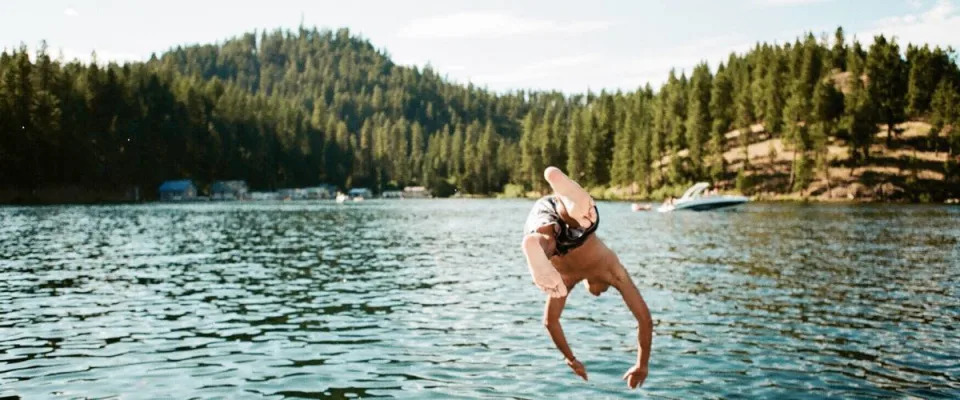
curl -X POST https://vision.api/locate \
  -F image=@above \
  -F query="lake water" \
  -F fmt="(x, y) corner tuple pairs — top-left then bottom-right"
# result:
(1, 200), (958, 399)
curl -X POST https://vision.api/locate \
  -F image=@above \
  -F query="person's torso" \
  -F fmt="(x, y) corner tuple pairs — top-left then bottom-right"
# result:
(550, 235), (618, 284)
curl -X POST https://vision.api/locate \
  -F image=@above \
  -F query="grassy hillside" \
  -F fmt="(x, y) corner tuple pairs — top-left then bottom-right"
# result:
(624, 121), (956, 202)
(724, 121), (953, 202)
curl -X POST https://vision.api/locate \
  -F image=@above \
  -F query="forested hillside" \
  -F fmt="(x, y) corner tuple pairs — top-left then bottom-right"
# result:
(1, 26), (958, 202)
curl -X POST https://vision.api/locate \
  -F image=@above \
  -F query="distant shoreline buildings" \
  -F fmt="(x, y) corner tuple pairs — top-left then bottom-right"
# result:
(157, 180), (430, 202)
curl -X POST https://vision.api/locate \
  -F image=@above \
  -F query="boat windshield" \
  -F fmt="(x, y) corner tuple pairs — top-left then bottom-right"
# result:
(680, 183), (710, 200)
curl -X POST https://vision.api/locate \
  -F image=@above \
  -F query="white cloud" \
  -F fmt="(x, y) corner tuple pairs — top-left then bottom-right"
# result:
(462, 33), (757, 93)
(470, 54), (600, 87)
(63, 7), (78, 17)
(612, 34), (755, 89)
(861, 0), (960, 49)
(398, 12), (611, 39)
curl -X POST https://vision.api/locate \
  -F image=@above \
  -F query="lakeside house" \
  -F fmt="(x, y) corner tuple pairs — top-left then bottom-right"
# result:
(382, 186), (431, 199)
(348, 188), (372, 199)
(278, 188), (307, 200)
(247, 184), (336, 201)
(211, 180), (248, 200)
(158, 180), (197, 201)
(249, 191), (279, 201)
(382, 190), (403, 199)
(403, 186), (431, 198)
(305, 184), (337, 199)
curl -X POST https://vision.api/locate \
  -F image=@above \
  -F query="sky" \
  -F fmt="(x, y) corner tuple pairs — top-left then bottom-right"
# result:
(1, 0), (959, 93)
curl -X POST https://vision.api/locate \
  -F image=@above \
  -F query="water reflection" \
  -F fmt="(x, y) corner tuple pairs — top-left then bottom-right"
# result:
(0, 201), (958, 398)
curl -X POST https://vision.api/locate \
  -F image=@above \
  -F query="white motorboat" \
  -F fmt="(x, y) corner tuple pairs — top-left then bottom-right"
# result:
(657, 182), (749, 212)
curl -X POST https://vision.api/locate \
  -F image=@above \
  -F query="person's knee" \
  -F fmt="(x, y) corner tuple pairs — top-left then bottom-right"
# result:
(521, 234), (542, 251)
(523, 233), (556, 255)
(543, 166), (566, 183)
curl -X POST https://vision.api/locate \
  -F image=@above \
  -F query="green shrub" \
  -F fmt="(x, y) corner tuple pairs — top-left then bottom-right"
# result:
(500, 183), (526, 198)
(735, 169), (751, 194)
(429, 178), (457, 198)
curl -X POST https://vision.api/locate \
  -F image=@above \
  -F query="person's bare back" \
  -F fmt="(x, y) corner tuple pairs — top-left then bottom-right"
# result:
(521, 167), (653, 389)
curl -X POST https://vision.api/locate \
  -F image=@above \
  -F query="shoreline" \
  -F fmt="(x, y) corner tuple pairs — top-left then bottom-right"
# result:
(1, 196), (955, 206)
(1, 186), (956, 206)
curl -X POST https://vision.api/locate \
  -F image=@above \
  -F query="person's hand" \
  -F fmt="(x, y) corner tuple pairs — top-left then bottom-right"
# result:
(565, 358), (588, 381)
(622, 363), (648, 389)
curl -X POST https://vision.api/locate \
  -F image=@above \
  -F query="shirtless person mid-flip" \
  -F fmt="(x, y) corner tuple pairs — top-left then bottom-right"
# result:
(521, 167), (653, 389)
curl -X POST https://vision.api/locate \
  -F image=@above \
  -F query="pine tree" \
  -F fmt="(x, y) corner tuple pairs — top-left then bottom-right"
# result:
(782, 90), (811, 189)
(392, 118), (410, 184)
(708, 64), (734, 182)
(664, 71), (687, 182)
(450, 123), (464, 185)
(930, 78), (959, 154)
(650, 96), (666, 181)
(865, 35), (907, 145)
(734, 65), (755, 170)
(810, 78), (843, 191)
(685, 63), (712, 178)
(537, 106), (557, 175)
(763, 51), (786, 136)
(590, 93), (617, 185)
(461, 121), (480, 192)
(581, 106), (600, 187)
(410, 121), (425, 184)
(353, 118), (374, 185)
(6, 49), (35, 187)
(548, 109), (567, 171)
(519, 111), (539, 188)
(478, 121), (497, 193)
(905, 45), (952, 118)
(710, 63), (735, 136)
(831, 27), (846, 71)
(843, 61), (877, 163)
(611, 109), (637, 187)
(566, 108), (587, 181)
(633, 87), (654, 190)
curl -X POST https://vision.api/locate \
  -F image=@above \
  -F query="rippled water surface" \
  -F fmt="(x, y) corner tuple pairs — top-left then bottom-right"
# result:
(1, 200), (958, 399)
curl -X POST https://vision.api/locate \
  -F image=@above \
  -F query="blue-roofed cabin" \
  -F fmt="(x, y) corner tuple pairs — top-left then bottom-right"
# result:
(158, 180), (197, 201)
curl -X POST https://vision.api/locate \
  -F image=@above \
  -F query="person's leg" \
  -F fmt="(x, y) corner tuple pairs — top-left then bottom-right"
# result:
(543, 167), (596, 228)
(521, 231), (567, 298)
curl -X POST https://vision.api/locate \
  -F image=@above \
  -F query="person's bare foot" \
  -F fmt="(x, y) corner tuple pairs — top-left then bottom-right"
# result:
(531, 265), (567, 298)
(522, 235), (568, 298)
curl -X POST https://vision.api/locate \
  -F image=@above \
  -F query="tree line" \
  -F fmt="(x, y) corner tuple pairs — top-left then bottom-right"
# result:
(1, 26), (958, 200)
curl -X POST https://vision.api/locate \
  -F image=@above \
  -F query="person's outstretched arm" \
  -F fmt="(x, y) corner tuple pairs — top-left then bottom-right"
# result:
(543, 293), (587, 381)
(612, 266), (653, 389)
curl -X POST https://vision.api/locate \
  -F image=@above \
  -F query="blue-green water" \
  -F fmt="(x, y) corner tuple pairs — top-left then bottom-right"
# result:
(1, 200), (958, 399)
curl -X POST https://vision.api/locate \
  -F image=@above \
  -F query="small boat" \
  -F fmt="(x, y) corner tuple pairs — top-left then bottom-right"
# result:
(657, 182), (748, 212)
(335, 193), (349, 204)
